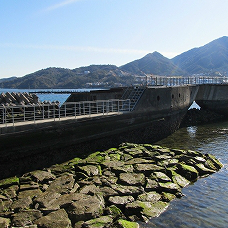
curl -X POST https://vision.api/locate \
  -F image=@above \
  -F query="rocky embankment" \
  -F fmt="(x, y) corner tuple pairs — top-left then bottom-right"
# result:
(0, 143), (223, 228)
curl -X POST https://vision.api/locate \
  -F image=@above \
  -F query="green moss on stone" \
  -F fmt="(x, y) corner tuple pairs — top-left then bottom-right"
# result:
(138, 201), (169, 218)
(206, 154), (223, 170)
(106, 205), (123, 218)
(162, 192), (176, 202)
(68, 157), (81, 166)
(179, 164), (199, 180)
(84, 215), (113, 227)
(117, 219), (139, 228)
(106, 148), (118, 152)
(109, 153), (121, 161)
(0, 176), (19, 188)
(85, 152), (105, 164)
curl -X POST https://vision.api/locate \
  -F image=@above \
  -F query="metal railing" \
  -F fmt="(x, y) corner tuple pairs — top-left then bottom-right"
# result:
(144, 76), (228, 86)
(0, 99), (130, 127)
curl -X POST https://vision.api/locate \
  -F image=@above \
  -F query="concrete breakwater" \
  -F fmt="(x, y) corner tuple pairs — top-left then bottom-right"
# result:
(181, 108), (226, 127)
(0, 143), (222, 228)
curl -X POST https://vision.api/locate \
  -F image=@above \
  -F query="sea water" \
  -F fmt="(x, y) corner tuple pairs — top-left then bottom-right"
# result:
(140, 121), (228, 228)
(1, 89), (228, 227)
(0, 88), (89, 104)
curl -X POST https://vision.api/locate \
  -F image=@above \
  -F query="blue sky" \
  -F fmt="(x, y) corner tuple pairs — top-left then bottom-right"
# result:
(0, 0), (228, 78)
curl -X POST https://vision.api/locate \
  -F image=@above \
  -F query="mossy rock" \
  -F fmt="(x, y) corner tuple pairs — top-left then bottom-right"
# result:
(106, 148), (118, 152)
(153, 172), (172, 182)
(143, 144), (162, 150)
(194, 163), (216, 176)
(162, 192), (176, 202)
(137, 191), (161, 203)
(68, 157), (82, 166)
(116, 219), (139, 228)
(83, 215), (113, 228)
(125, 200), (169, 219)
(170, 148), (187, 155)
(158, 182), (181, 194)
(76, 165), (101, 177)
(82, 151), (106, 164)
(50, 163), (74, 175)
(0, 217), (10, 227)
(105, 205), (124, 218)
(109, 153), (122, 161)
(168, 169), (190, 188)
(177, 164), (199, 181)
(205, 154), (223, 170)
(0, 177), (19, 188)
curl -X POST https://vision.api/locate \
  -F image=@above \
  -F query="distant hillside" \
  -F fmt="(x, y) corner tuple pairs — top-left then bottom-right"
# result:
(1, 36), (228, 89)
(0, 65), (136, 89)
(120, 52), (186, 76)
(172, 36), (228, 74)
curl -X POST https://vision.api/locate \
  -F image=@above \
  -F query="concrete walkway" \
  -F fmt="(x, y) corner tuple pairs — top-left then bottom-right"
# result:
(0, 111), (125, 135)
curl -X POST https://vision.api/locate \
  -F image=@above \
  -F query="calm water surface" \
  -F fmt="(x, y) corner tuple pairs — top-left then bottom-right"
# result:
(140, 121), (228, 228)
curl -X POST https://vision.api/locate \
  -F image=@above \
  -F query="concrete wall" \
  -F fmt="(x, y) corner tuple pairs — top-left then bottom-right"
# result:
(66, 87), (124, 102)
(195, 84), (228, 114)
(196, 84), (228, 101)
(135, 85), (198, 114)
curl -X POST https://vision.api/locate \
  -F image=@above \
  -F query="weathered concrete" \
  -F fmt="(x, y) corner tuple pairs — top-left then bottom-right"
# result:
(196, 84), (228, 114)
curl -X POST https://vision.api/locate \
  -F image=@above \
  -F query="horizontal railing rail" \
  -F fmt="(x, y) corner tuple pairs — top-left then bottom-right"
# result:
(144, 76), (228, 86)
(0, 99), (130, 127)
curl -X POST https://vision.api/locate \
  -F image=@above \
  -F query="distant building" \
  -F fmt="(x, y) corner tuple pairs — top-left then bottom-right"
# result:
(84, 71), (90, 74)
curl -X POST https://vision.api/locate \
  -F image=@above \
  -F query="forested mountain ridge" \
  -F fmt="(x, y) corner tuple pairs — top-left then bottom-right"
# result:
(120, 51), (186, 76)
(172, 36), (228, 75)
(1, 36), (228, 89)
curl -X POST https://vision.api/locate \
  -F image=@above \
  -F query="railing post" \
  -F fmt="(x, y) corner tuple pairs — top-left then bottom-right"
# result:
(2, 107), (5, 124)
(74, 103), (76, 118)
(43, 105), (45, 119)
(106, 101), (109, 114)
(34, 105), (36, 124)
(65, 104), (66, 117)
(89, 102), (91, 117)
(12, 107), (14, 126)
(23, 105), (25, 122)
(59, 104), (61, 120)
(53, 105), (55, 121)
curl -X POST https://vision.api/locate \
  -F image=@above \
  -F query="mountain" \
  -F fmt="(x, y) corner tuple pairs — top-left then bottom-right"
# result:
(172, 36), (228, 74)
(0, 65), (136, 89)
(120, 51), (186, 76)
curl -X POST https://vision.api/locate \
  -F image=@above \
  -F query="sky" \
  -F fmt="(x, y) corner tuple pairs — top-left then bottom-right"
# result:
(1, 0), (228, 79)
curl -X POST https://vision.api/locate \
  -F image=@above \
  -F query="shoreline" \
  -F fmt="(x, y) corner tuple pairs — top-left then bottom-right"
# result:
(0, 143), (222, 228)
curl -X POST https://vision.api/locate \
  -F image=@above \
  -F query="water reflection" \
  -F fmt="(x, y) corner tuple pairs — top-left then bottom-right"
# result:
(187, 126), (197, 138)
(139, 121), (228, 228)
